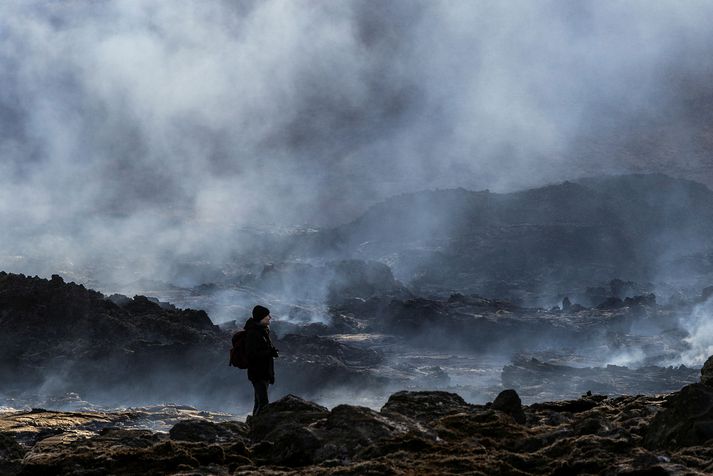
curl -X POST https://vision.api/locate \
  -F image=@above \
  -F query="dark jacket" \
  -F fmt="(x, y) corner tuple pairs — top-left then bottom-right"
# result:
(244, 318), (276, 384)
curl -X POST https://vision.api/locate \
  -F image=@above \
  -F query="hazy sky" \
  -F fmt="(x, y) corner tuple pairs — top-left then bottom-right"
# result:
(2, 0), (713, 280)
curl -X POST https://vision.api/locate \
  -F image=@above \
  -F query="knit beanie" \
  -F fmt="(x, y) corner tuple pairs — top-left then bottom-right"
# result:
(252, 305), (270, 321)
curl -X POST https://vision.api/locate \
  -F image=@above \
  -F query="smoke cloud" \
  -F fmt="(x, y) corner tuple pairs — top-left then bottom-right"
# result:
(679, 296), (713, 366)
(2, 0), (713, 283)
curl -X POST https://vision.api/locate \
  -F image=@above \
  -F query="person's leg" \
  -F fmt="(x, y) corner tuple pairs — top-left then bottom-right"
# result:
(254, 380), (269, 415)
(252, 381), (260, 416)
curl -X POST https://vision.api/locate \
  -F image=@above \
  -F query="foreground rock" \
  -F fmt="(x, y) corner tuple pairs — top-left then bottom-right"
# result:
(644, 359), (713, 450)
(4, 379), (713, 475)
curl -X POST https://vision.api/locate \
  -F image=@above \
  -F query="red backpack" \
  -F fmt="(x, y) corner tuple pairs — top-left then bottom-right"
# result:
(229, 330), (249, 369)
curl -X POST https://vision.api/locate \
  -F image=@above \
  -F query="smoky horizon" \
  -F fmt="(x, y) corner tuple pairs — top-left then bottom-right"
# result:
(2, 1), (713, 285)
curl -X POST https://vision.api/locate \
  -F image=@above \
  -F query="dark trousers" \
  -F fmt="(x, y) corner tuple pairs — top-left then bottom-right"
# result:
(251, 380), (269, 416)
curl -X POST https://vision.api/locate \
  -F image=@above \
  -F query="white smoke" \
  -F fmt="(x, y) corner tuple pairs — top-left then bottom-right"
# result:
(2, 0), (713, 284)
(679, 297), (713, 366)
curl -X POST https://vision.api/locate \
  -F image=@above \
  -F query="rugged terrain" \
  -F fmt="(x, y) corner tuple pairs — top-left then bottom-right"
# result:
(1, 271), (706, 412)
(0, 272), (390, 412)
(1, 255), (712, 474)
(2, 358), (713, 475)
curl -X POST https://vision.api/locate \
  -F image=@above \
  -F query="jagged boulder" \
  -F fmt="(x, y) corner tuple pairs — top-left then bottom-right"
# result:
(169, 420), (248, 443)
(380, 391), (472, 423)
(432, 407), (529, 446)
(278, 334), (383, 367)
(491, 389), (526, 424)
(702, 355), (713, 387)
(315, 404), (409, 461)
(249, 395), (427, 466)
(644, 355), (713, 449)
(248, 394), (329, 442)
(0, 432), (24, 461)
(251, 424), (322, 466)
(624, 293), (656, 307)
(20, 429), (204, 475)
(644, 383), (713, 449)
(597, 297), (625, 310)
(5, 387), (713, 474)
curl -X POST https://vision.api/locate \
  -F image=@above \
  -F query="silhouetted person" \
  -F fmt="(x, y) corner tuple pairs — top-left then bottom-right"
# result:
(245, 305), (278, 416)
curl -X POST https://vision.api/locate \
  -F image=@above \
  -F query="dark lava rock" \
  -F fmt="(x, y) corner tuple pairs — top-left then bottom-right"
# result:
(624, 293), (656, 307)
(530, 398), (602, 414)
(248, 394), (329, 442)
(20, 430), (201, 476)
(644, 382), (713, 449)
(0, 272), (223, 393)
(249, 399), (423, 467)
(380, 391), (472, 423)
(597, 296), (625, 309)
(0, 272), (391, 408)
(278, 334), (382, 367)
(316, 404), (407, 461)
(251, 423), (322, 467)
(702, 355), (713, 387)
(169, 420), (248, 443)
(491, 389), (526, 424)
(573, 417), (608, 436)
(0, 432), (24, 460)
(6, 384), (713, 474)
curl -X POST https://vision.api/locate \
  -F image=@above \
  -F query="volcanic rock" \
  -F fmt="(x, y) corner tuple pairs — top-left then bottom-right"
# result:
(5, 384), (713, 474)
(247, 394), (329, 442)
(644, 382), (713, 449)
(502, 357), (699, 400)
(277, 334), (382, 367)
(0, 272), (393, 408)
(251, 423), (323, 466)
(597, 296), (625, 309)
(169, 420), (248, 443)
(380, 390), (472, 423)
(701, 355), (713, 387)
(491, 389), (526, 424)
(0, 432), (24, 461)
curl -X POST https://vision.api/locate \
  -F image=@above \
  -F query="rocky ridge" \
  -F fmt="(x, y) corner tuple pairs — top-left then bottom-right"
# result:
(0, 272), (391, 410)
(1, 271), (705, 410)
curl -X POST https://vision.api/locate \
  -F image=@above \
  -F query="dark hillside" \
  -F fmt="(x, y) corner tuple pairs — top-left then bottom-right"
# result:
(0, 273), (386, 409)
(314, 174), (713, 297)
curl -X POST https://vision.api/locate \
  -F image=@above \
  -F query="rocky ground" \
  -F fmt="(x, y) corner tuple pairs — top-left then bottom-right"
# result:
(1, 357), (713, 475)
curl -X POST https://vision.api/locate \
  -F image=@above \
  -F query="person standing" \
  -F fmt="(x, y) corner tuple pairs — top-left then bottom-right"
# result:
(245, 305), (278, 416)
